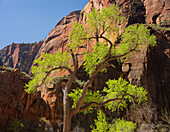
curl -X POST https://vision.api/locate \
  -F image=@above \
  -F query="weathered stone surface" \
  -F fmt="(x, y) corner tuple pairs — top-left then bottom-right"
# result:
(0, 0), (169, 130)
(144, 0), (170, 26)
(0, 67), (63, 129)
(124, 29), (170, 109)
(34, 11), (80, 59)
(145, 29), (170, 109)
(0, 41), (43, 74)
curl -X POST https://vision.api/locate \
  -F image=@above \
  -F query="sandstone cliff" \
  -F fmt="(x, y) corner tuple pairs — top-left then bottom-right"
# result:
(0, 0), (169, 130)
(33, 0), (170, 109)
(0, 41), (43, 74)
(0, 66), (64, 131)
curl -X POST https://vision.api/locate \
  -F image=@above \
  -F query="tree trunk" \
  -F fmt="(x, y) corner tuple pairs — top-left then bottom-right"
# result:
(63, 88), (72, 132)
(63, 114), (72, 132)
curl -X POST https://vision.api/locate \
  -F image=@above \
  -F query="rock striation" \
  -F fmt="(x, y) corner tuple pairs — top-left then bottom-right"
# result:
(0, 41), (43, 74)
(0, 0), (169, 130)
(144, 0), (170, 26)
(0, 67), (63, 130)
(33, 0), (170, 109)
(34, 11), (80, 59)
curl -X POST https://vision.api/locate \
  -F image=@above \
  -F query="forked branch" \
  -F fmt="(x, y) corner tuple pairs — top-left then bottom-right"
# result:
(38, 66), (72, 87)
(79, 93), (135, 113)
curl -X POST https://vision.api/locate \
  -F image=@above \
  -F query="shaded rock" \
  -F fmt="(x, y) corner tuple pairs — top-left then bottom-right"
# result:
(0, 67), (63, 128)
(144, 0), (170, 26)
(124, 29), (170, 110)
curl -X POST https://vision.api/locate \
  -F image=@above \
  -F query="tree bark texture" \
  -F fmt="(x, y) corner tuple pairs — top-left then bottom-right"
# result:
(63, 88), (72, 132)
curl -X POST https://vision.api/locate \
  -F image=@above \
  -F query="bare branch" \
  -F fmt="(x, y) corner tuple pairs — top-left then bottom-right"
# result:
(70, 49), (78, 70)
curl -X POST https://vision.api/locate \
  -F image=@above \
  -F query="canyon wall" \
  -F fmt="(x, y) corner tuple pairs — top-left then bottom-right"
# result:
(0, 0), (169, 130)
(0, 67), (63, 131)
(0, 41), (43, 74)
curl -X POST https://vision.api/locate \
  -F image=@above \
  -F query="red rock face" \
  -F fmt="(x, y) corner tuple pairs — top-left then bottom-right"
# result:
(144, 0), (170, 26)
(35, 11), (80, 59)
(0, 67), (63, 129)
(38, 0), (169, 110)
(0, 0), (169, 129)
(0, 67), (47, 125)
(0, 41), (43, 74)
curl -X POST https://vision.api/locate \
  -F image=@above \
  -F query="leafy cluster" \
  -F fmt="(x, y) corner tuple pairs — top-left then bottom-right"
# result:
(68, 88), (102, 114)
(86, 4), (124, 39)
(83, 42), (109, 74)
(25, 51), (71, 93)
(91, 110), (136, 132)
(103, 77), (148, 111)
(69, 22), (87, 51)
(7, 120), (24, 132)
(69, 77), (147, 114)
(114, 24), (157, 62)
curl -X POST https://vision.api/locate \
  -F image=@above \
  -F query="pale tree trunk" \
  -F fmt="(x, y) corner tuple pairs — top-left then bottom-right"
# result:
(63, 87), (72, 132)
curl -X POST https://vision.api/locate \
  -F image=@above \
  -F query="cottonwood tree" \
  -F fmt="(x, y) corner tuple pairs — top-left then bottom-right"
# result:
(25, 4), (156, 132)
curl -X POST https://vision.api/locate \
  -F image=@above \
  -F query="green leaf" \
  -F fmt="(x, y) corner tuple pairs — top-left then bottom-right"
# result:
(103, 78), (148, 111)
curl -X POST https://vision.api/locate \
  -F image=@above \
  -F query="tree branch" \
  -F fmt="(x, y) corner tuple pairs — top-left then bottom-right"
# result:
(106, 43), (138, 63)
(70, 49), (78, 70)
(101, 26), (110, 37)
(39, 66), (72, 87)
(80, 98), (122, 112)
(71, 63), (116, 116)
(100, 35), (113, 60)
(79, 93), (136, 113)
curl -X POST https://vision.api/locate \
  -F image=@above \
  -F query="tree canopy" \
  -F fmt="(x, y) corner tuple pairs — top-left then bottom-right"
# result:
(25, 4), (156, 132)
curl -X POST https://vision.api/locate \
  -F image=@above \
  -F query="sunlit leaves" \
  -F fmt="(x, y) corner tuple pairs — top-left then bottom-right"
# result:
(86, 4), (124, 38)
(68, 88), (102, 114)
(115, 24), (157, 60)
(91, 110), (137, 132)
(69, 22), (87, 51)
(103, 77), (148, 111)
(110, 118), (137, 132)
(91, 110), (111, 132)
(69, 77), (147, 115)
(83, 42), (109, 74)
(25, 51), (71, 93)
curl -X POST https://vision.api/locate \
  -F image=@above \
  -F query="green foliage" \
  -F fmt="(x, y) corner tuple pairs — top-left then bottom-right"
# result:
(145, 23), (170, 31)
(7, 120), (24, 132)
(38, 117), (53, 132)
(115, 24), (157, 61)
(68, 88), (102, 114)
(1, 66), (13, 71)
(21, 71), (31, 78)
(52, 75), (68, 85)
(91, 110), (136, 132)
(25, 51), (71, 93)
(103, 77), (147, 111)
(69, 22), (87, 51)
(69, 78), (147, 114)
(91, 110), (110, 132)
(83, 42), (109, 74)
(110, 118), (136, 132)
(86, 4), (124, 39)
(75, 78), (85, 87)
